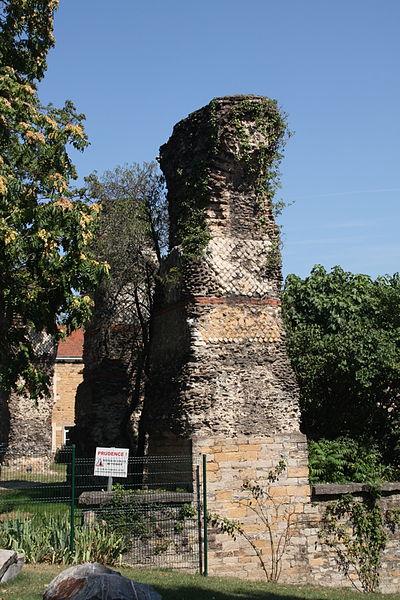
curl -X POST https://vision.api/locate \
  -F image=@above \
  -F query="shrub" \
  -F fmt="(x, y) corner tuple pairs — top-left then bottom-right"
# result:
(308, 437), (396, 484)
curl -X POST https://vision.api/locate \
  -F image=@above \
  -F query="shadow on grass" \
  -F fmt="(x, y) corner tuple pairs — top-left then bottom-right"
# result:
(120, 569), (373, 600)
(0, 484), (71, 515)
(152, 585), (305, 600)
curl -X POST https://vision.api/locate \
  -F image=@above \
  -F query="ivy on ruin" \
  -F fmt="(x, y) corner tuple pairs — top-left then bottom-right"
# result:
(173, 97), (290, 261)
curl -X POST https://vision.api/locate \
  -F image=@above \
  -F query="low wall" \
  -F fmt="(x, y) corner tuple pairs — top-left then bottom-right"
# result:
(193, 436), (400, 593)
(193, 433), (312, 583)
(309, 483), (400, 594)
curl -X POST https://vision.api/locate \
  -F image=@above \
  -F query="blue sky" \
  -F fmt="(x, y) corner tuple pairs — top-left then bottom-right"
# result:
(39, 0), (400, 279)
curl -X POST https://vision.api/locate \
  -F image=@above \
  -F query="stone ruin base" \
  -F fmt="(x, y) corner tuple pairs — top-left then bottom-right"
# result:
(192, 432), (312, 583)
(190, 434), (400, 593)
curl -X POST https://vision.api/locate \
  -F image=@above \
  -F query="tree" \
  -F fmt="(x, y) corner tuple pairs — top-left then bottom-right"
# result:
(72, 163), (167, 453)
(84, 161), (167, 378)
(282, 265), (400, 474)
(0, 0), (107, 400)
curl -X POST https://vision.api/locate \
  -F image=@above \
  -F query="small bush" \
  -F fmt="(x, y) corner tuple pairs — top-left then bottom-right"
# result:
(308, 437), (396, 484)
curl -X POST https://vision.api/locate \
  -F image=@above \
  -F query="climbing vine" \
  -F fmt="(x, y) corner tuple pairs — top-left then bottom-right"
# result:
(319, 492), (400, 592)
(175, 162), (212, 257)
(229, 98), (290, 219)
(172, 97), (290, 260)
(172, 100), (217, 257)
(229, 98), (290, 274)
(208, 461), (297, 583)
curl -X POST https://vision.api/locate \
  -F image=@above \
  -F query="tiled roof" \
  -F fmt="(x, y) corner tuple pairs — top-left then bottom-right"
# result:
(56, 329), (84, 358)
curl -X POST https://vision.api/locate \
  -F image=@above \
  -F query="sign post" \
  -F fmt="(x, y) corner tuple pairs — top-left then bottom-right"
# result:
(94, 447), (129, 491)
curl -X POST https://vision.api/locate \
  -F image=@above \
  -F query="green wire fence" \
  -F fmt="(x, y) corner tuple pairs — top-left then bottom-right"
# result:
(0, 445), (207, 572)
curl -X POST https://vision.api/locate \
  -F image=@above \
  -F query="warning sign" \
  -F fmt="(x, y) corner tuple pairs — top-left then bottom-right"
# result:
(93, 447), (129, 478)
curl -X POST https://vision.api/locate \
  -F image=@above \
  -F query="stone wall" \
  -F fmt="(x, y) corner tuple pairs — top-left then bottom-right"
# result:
(143, 95), (311, 581)
(0, 331), (55, 461)
(4, 383), (54, 459)
(196, 440), (400, 592)
(142, 96), (400, 594)
(194, 434), (311, 583)
(73, 283), (148, 456)
(52, 361), (82, 450)
(308, 484), (400, 594)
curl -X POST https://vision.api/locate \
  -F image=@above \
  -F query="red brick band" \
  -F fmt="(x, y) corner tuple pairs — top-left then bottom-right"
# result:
(154, 296), (281, 317)
(193, 296), (281, 306)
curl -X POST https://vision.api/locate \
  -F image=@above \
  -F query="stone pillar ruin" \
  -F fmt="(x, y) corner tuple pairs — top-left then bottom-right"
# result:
(143, 95), (312, 582)
(72, 281), (151, 457)
(0, 330), (56, 465)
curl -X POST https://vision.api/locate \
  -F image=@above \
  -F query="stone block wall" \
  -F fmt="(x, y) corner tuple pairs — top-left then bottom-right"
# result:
(308, 484), (400, 594)
(73, 278), (155, 456)
(52, 360), (83, 450)
(194, 446), (400, 594)
(144, 95), (310, 582)
(4, 386), (54, 460)
(0, 330), (55, 461)
(144, 95), (300, 448)
(193, 434), (312, 583)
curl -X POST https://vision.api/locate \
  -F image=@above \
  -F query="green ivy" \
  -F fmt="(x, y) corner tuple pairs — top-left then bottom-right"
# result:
(319, 493), (399, 593)
(229, 97), (290, 231)
(173, 100), (217, 257)
(174, 97), (290, 259)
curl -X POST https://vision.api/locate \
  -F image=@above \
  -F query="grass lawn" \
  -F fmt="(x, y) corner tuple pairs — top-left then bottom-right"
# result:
(0, 565), (398, 600)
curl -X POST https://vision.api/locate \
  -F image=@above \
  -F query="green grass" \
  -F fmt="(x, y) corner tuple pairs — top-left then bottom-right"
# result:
(0, 489), (71, 520)
(0, 462), (68, 483)
(0, 565), (399, 600)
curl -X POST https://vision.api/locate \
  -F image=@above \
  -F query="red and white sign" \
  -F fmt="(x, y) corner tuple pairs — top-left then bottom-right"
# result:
(94, 447), (129, 478)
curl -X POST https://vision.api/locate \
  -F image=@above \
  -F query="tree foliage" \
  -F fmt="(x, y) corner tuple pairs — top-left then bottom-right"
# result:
(308, 437), (396, 485)
(0, 0), (107, 399)
(79, 163), (167, 445)
(84, 162), (166, 345)
(86, 162), (167, 278)
(282, 265), (400, 474)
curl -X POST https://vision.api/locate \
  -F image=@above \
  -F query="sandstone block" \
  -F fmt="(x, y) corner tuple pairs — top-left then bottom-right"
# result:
(215, 490), (233, 500)
(0, 552), (24, 583)
(287, 466), (309, 478)
(0, 550), (18, 582)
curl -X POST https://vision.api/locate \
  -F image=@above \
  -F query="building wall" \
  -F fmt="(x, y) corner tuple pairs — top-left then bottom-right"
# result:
(144, 95), (300, 446)
(194, 438), (400, 593)
(193, 434), (312, 584)
(52, 360), (83, 450)
(50, 328), (84, 451)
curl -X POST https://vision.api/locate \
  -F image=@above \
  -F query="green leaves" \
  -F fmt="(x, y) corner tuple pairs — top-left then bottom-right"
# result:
(0, 0), (59, 81)
(0, 0), (106, 400)
(282, 266), (400, 475)
(319, 493), (396, 592)
(0, 512), (127, 565)
(308, 438), (396, 485)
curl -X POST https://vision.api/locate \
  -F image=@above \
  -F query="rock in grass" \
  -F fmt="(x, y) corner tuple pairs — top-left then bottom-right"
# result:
(0, 551), (24, 583)
(43, 562), (163, 600)
(0, 550), (16, 581)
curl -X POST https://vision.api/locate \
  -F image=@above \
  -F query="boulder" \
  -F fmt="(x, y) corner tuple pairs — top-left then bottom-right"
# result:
(43, 562), (163, 600)
(0, 552), (24, 583)
(0, 549), (25, 583)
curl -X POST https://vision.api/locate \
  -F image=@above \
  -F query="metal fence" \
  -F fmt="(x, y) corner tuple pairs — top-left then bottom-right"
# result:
(0, 446), (207, 572)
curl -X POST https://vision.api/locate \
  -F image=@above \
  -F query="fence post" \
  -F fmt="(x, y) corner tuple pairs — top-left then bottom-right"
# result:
(70, 444), (76, 553)
(196, 465), (203, 574)
(202, 453), (208, 576)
